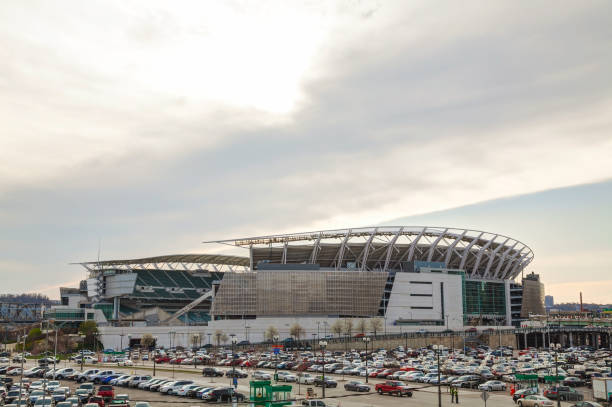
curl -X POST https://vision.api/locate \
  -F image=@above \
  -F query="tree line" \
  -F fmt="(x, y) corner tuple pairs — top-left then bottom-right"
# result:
(0, 293), (58, 305)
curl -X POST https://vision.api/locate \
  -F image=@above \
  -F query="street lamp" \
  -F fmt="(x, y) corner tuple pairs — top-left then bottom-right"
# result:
(230, 335), (238, 389)
(432, 344), (443, 407)
(363, 336), (371, 383)
(169, 331), (176, 378)
(319, 340), (327, 399)
(153, 336), (158, 376)
(273, 335), (280, 382)
(51, 320), (69, 379)
(79, 334), (86, 371)
(127, 334), (132, 362)
(552, 343), (562, 407)
(192, 334), (200, 368)
(17, 332), (26, 407)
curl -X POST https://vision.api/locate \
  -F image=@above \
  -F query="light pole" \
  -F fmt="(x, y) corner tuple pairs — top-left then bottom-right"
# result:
(192, 334), (200, 368)
(273, 335), (280, 382)
(79, 334), (86, 371)
(230, 334), (237, 389)
(169, 330), (176, 378)
(127, 334), (132, 362)
(552, 343), (562, 407)
(153, 336), (158, 376)
(52, 320), (69, 379)
(432, 344), (443, 407)
(319, 340), (327, 399)
(119, 332), (125, 352)
(17, 331), (25, 407)
(363, 336), (371, 383)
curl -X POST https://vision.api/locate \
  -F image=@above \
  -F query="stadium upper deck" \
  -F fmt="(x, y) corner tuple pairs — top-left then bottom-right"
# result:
(207, 226), (534, 280)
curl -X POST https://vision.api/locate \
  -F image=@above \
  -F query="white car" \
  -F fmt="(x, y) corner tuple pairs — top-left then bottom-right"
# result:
(76, 369), (100, 383)
(478, 380), (507, 391)
(0, 357), (9, 363)
(175, 384), (202, 397)
(46, 381), (61, 392)
(298, 373), (315, 384)
(160, 380), (194, 395)
(128, 375), (152, 388)
(110, 375), (131, 385)
(55, 368), (76, 379)
(118, 359), (134, 366)
(9, 367), (23, 375)
(253, 371), (271, 380)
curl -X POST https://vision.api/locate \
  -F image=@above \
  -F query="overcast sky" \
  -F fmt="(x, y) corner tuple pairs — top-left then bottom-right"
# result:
(1, 1), (611, 302)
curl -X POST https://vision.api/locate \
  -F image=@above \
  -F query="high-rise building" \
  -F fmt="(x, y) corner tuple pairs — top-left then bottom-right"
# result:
(545, 295), (554, 309)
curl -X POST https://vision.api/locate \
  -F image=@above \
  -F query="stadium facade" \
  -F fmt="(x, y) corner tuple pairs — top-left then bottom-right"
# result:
(51, 226), (545, 349)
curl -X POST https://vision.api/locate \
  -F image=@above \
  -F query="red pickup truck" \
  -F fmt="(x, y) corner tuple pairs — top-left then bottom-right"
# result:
(98, 385), (115, 400)
(154, 356), (170, 363)
(375, 381), (413, 397)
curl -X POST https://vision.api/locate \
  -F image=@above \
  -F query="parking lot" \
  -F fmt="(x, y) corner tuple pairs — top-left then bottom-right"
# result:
(2, 343), (610, 407)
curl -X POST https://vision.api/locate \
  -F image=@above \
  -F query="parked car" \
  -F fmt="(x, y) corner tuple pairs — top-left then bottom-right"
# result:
(374, 380), (413, 397)
(344, 381), (370, 392)
(478, 380), (507, 391)
(98, 385), (115, 400)
(544, 386), (584, 402)
(517, 395), (555, 407)
(513, 388), (538, 402)
(563, 377), (586, 387)
(225, 370), (248, 378)
(202, 367), (224, 377)
(314, 377), (337, 388)
(202, 387), (245, 402)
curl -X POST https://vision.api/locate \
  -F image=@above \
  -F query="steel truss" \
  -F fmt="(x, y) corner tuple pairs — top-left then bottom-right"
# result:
(208, 226), (533, 280)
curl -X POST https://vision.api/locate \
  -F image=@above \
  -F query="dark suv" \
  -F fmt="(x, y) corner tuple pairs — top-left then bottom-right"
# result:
(203, 388), (245, 402)
(202, 367), (224, 377)
(225, 370), (248, 378)
(314, 377), (338, 388)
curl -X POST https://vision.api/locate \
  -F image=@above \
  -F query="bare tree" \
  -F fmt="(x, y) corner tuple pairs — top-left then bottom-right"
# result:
(331, 320), (343, 337)
(342, 318), (354, 337)
(190, 334), (201, 348)
(214, 330), (225, 346)
(221, 333), (229, 344)
(265, 326), (279, 342)
(355, 319), (367, 335)
(141, 334), (155, 350)
(369, 318), (383, 337)
(289, 323), (305, 341)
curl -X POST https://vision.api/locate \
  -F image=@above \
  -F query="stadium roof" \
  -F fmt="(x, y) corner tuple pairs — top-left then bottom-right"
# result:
(205, 226), (533, 280)
(75, 253), (250, 273)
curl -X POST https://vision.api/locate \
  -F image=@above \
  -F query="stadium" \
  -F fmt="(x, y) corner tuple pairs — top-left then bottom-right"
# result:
(49, 226), (545, 349)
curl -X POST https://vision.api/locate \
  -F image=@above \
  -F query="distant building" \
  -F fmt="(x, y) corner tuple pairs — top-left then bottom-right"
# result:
(521, 272), (545, 317)
(545, 295), (554, 309)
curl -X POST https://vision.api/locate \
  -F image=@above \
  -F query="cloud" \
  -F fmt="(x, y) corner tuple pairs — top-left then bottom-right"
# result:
(0, 1), (611, 297)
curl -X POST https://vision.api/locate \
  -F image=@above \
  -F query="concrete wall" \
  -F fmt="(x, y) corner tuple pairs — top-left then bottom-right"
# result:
(98, 322), (517, 351)
(386, 272), (463, 328)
